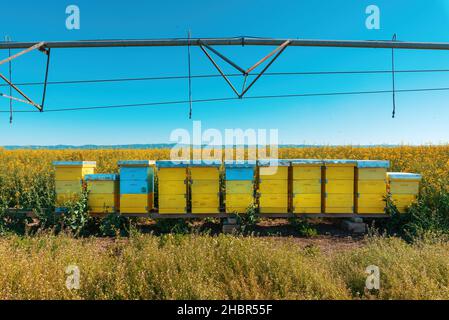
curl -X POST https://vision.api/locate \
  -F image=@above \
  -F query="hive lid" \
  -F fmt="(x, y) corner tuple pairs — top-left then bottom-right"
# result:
(117, 160), (155, 167)
(387, 172), (422, 181)
(357, 160), (390, 168)
(85, 174), (119, 181)
(52, 161), (96, 166)
(188, 160), (222, 167)
(258, 159), (290, 167)
(291, 159), (324, 166)
(323, 159), (357, 166)
(224, 160), (256, 168)
(156, 160), (190, 168)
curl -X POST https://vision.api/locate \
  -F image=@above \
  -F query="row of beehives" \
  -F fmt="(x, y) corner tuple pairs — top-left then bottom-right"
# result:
(53, 159), (422, 215)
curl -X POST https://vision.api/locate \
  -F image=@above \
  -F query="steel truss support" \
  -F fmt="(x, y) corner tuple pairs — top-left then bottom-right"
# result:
(199, 40), (290, 98)
(0, 42), (50, 112)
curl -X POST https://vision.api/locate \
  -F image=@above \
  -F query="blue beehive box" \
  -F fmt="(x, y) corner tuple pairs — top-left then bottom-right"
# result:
(224, 161), (255, 181)
(118, 160), (155, 195)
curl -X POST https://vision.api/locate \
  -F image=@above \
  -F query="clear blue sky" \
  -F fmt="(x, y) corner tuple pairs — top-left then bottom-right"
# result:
(1, 0), (449, 146)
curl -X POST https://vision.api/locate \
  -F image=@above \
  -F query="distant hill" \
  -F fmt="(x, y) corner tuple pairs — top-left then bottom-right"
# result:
(2, 144), (399, 150)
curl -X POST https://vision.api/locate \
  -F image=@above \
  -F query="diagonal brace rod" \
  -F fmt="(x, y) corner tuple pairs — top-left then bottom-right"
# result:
(246, 40), (291, 74)
(0, 73), (42, 111)
(240, 41), (290, 97)
(199, 42), (247, 75)
(199, 45), (241, 97)
(0, 42), (45, 66)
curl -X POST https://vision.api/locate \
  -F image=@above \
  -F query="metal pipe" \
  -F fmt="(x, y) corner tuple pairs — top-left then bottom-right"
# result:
(3, 38), (449, 50)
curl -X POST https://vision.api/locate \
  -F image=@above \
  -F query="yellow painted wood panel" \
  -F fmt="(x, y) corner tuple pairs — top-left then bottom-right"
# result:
(259, 194), (288, 208)
(292, 166), (321, 180)
(358, 180), (386, 194)
(55, 167), (95, 181)
(191, 194), (219, 208)
(191, 180), (219, 194)
(87, 181), (117, 194)
(259, 180), (288, 194)
(358, 194), (385, 208)
(226, 194), (253, 208)
(389, 181), (420, 194)
(293, 194), (321, 208)
(120, 194), (149, 209)
(259, 166), (288, 180)
(259, 207), (289, 214)
(358, 168), (387, 180)
(358, 207), (385, 214)
(326, 194), (354, 208)
(159, 194), (186, 208)
(326, 180), (354, 194)
(157, 168), (186, 181)
(326, 167), (354, 180)
(292, 180), (321, 194)
(55, 181), (83, 194)
(88, 194), (116, 208)
(158, 180), (186, 195)
(190, 167), (219, 180)
(293, 207), (321, 214)
(226, 181), (253, 194)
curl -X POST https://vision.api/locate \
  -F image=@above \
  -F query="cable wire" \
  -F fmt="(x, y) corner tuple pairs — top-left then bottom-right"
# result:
(3, 86), (449, 113)
(2, 68), (449, 88)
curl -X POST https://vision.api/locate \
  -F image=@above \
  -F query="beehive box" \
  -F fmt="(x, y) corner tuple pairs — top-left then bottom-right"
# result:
(85, 174), (119, 214)
(387, 172), (422, 213)
(118, 160), (155, 214)
(324, 160), (356, 214)
(291, 159), (323, 214)
(356, 160), (389, 214)
(53, 161), (96, 207)
(258, 159), (289, 214)
(225, 161), (255, 213)
(156, 160), (188, 214)
(189, 161), (221, 214)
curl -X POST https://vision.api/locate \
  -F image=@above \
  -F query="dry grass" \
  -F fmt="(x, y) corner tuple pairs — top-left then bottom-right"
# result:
(0, 233), (448, 300)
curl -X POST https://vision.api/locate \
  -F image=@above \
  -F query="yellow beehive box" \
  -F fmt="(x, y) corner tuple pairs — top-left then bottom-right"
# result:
(391, 194), (418, 213)
(191, 194), (219, 208)
(325, 194), (354, 213)
(190, 166), (220, 180)
(358, 180), (387, 194)
(259, 180), (288, 194)
(291, 160), (323, 180)
(226, 181), (253, 194)
(259, 194), (288, 209)
(191, 180), (220, 194)
(53, 161), (96, 181)
(55, 181), (83, 194)
(358, 193), (385, 208)
(56, 193), (80, 206)
(387, 172), (422, 213)
(259, 166), (288, 180)
(86, 180), (117, 194)
(226, 194), (253, 209)
(356, 161), (389, 180)
(326, 180), (354, 194)
(88, 194), (116, 210)
(387, 173), (422, 191)
(158, 180), (186, 195)
(325, 160), (356, 179)
(120, 194), (150, 214)
(159, 208), (186, 214)
(292, 194), (321, 208)
(159, 194), (187, 208)
(292, 180), (321, 194)
(157, 167), (187, 181)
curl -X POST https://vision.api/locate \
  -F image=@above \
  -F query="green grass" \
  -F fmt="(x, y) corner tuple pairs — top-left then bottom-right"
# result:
(0, 233), (449, 300)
